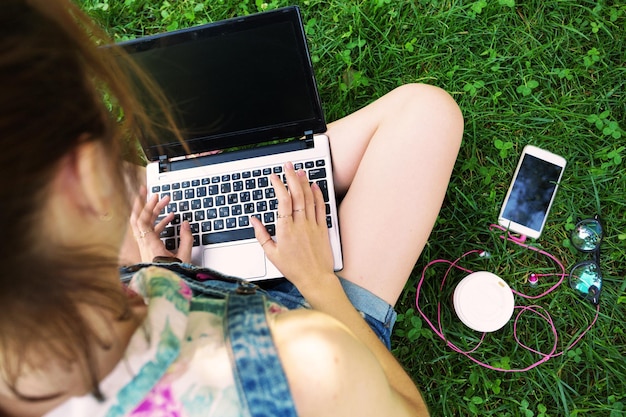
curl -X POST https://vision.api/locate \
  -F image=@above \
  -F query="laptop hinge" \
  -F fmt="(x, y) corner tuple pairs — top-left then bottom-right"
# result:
(304, 130), (314, 147)
(158, 155), (170, 173)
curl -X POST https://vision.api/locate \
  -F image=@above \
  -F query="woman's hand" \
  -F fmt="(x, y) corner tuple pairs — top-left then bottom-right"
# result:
(251, 162), (335, 292)
(129, 186), (193, 263)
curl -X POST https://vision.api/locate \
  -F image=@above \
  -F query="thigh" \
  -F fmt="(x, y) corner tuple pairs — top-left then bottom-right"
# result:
(327, 83), (463, 306)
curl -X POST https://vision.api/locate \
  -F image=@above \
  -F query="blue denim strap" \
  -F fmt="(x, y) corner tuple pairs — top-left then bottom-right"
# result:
(225, 291), (298, 417)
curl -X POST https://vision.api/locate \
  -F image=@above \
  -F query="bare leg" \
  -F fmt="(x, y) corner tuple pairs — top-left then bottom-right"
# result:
(327, 83), (463, 306)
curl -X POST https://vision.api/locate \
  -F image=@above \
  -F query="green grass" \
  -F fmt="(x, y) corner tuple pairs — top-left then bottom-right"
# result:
(80, 0), (625, 415)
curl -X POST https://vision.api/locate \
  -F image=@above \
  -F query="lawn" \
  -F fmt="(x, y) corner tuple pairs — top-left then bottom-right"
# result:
(80, 0), (625, 415)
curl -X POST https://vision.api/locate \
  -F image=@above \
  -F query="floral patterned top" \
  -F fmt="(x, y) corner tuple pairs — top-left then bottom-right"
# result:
(45, 266), (288, 417)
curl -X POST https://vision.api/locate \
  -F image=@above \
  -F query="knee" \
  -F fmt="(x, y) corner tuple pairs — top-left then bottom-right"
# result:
(393, 83), (463, 117)
(391, 83), (464, 147)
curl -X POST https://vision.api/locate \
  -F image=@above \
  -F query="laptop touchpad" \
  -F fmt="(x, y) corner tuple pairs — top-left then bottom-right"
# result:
(203, 242), (266, 279)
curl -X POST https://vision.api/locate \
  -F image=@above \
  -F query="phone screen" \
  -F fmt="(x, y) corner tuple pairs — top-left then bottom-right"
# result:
(501, 154), (564, 231)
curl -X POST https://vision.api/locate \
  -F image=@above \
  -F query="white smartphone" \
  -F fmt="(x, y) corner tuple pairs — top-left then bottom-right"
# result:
(498, 145), (566, 239)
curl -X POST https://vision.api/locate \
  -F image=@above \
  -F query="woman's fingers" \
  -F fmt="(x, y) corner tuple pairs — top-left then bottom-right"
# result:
(152, 197), (174, 234)
(312, 182), (327, 227)
(176, 221), (193, 263)
(283, 163), (305, 214)
(271, 171), (292, 219)
(129, 185), (188, 263)
(254, 162), (334, 283)
(131, 186), (172, 234)
(281, 161), (318, 222)
(252, 216), (274, 252)
(138, 194), (159, 226)
(296, 167), (317, 220)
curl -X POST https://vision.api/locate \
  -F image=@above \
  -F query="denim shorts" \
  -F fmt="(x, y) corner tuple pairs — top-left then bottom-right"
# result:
(120, 263), (397, 350)
(260, 277), (397, 350)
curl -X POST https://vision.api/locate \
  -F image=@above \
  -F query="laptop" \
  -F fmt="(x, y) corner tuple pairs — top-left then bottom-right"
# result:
(118, 6), (343, 281)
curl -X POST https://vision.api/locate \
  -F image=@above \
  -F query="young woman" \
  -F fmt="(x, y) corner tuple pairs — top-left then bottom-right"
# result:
(0, 0), (463, 416)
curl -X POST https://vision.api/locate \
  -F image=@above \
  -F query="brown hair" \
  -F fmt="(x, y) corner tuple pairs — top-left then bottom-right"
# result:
(0, 0), (179, 404)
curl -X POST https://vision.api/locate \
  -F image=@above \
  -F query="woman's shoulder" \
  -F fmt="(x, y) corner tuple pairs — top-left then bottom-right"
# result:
(270, 310), (401, 417)
(270, 309), (359, 381)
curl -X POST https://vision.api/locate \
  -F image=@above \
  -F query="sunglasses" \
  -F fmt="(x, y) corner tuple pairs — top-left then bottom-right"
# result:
(569, 215), (603, 305)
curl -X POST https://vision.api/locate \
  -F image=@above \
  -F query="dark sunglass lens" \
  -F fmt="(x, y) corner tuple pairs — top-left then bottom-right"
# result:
(571, 219), (603, 251)
(569, 261), (602, 295)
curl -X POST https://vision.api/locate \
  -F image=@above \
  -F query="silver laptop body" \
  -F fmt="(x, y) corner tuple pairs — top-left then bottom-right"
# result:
(119, 6), (343, 280)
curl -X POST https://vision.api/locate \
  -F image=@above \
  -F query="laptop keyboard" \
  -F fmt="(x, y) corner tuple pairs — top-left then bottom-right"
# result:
(151, 159), (332, 251)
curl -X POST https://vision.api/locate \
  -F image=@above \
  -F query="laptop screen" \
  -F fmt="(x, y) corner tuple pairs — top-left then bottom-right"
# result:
(117, 6), (325, 161)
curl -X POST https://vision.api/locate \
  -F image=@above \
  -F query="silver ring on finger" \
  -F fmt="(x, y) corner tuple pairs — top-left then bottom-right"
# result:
(277, 213), (292, 219)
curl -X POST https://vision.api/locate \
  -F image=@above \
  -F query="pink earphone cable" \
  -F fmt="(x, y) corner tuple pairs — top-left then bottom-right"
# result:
(415, 225), (600, 372)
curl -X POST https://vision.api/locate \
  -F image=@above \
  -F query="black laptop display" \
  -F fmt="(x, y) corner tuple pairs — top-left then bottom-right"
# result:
(118, 6), (326, 160)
